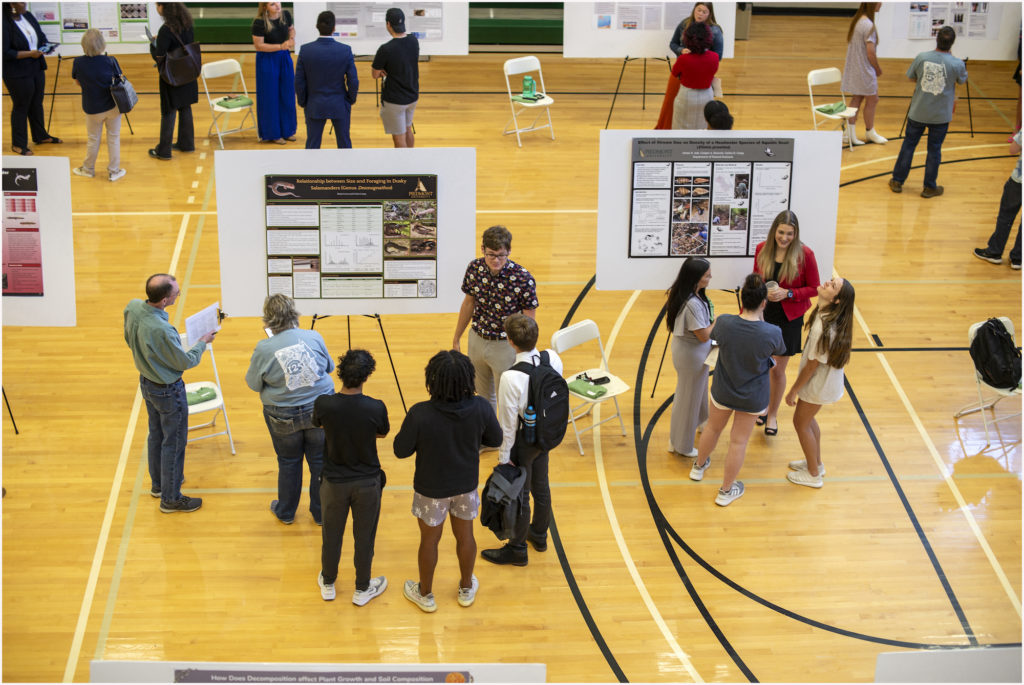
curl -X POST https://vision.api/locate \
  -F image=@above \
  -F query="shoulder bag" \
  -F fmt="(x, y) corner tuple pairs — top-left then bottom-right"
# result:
(156, 27), (202, 86)
(109, 58), (138, 113)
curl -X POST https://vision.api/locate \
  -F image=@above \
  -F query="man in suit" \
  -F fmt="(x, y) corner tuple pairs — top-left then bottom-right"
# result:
(295, 10), (358, 149)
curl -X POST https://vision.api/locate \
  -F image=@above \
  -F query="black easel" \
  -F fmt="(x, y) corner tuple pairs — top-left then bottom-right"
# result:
(311, 313), (407, 413)
(899, 57), (973, 138)
(3, 386), (19, 435)
(46, 53), (63, 132)
(605, 56), (671, 129)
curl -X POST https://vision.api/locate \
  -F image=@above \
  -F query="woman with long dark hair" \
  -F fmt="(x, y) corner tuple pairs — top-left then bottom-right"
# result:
(752, 210), (820, 437)
(666, 257), (714, 457)
(251, 1), (297, 144)
(670, 21), (719, 130)
(784, 277), (856, 488)
(149, 2), (197, 160)
(842, 3), (886, 145)
(2, 2), (61, 155)
(689, 274), (785, 506)
(394, 350), (501, 613)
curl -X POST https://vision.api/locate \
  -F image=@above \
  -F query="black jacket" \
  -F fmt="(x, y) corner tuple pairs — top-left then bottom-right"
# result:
(2, 12), (49, 80)
(480, 463), (527, 541)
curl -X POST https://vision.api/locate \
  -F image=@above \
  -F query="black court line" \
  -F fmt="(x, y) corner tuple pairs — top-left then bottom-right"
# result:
(547, 273), (628, 683)
(840, 155), (1015, 187)
(632, 308), (1022, 671)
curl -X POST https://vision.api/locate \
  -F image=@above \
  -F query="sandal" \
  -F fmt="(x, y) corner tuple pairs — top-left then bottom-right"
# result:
(284, 136), (296, 142)
(37, 136), (62, 144)
(11, 146), (33, 156)
(764, 422), (778, 437)
(755, 414), (767, 426)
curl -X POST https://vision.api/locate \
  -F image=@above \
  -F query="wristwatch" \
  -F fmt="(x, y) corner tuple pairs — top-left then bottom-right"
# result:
(787, 289), (793, 299)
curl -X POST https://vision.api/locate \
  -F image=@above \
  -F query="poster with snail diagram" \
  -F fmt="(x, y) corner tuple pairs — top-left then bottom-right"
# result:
(264, 174), (438, 301)
(629, 137), (793, 259)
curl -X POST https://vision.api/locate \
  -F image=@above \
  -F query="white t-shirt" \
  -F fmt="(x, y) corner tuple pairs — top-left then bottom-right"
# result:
(796, 315), (845, 405)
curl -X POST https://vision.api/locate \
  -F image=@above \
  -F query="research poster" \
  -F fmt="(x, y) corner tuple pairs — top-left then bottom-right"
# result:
(264, 175), (438, 301)
(29, 2), (156, 48)
(326, 2), (444, 41)
(592, 2), (689, 31)
(2, 167), (44, 297)
(907, 1), (995, 39)
(628, 137), (793, 258)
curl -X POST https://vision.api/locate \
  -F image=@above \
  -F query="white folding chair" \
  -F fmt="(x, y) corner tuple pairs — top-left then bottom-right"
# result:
(807, 67), (859, 151)
(201, 58), (257, 149)
(180, 333), (236, 454)
(503, 56), (555, 147)
(954, 317), (1022, 448)
(550, 319), (629, 455)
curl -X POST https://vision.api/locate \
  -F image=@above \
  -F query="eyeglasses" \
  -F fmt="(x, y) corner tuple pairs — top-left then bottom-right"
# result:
(483, 251), (509, 260)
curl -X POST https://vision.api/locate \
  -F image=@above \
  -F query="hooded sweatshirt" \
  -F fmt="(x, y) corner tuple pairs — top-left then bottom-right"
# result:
(393, 396), (501, 498)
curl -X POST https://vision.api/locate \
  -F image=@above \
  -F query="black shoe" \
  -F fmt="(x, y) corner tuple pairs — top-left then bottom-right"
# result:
(527, 534), (547, 553)
(270, 499), (294, 525)
(481, 545), (528, 566)
(160, 495), (202, 513)
(149, 148), (172, 161)
(973, 248), (1002, 265)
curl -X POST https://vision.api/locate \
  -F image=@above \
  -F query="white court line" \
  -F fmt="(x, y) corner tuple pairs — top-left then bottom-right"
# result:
(72, 211), (216, 216)
(590, 290), (704, 683)
(841, 142), (1010, 172)
(848, 281), (1022, 619)
(61, 213), (192, 682)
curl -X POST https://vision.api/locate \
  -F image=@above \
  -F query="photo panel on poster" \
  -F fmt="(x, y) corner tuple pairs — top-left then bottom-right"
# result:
(293, 2), (469, 56)
(216, 148), (475, 318)
(28, 2), (165, 55)
(597, 129), (840, 293)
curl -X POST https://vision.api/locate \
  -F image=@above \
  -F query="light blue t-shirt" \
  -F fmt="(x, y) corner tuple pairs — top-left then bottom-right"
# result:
(245, 327), (335, 407)
(907, 49), (967, 124)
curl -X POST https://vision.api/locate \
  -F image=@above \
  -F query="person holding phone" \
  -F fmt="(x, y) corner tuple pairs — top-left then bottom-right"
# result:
(2, 2), (62, 155)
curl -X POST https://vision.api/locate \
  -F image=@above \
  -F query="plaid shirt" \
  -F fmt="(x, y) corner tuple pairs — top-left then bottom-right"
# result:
(460, 258), (538, 339)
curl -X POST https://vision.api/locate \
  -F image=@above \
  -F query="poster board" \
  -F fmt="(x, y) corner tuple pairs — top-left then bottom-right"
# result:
(293, 2), (469, 56)
(215, 148), (475, 318)
(876, 2), (1020, 60)
(563, 2), (736, 59)
(2, 156), (76, 327)
(597, 130), (840, 292)
(28, 2), (162, 55)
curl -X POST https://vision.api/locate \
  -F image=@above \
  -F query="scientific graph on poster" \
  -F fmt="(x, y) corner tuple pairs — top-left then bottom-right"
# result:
(628, 138), (793, 259)
(264, 175), (438, 301)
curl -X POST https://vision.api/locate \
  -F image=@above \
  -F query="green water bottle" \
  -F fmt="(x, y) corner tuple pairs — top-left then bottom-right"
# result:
(522, 75), (536, 98)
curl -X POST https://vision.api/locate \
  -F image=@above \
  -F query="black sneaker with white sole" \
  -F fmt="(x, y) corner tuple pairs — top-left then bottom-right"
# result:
(160, 495), (202, 513)
(973, 248), (1002, 264)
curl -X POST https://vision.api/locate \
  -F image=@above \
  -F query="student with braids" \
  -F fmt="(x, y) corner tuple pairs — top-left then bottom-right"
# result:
(393, 350), (501, 612)
(784, 277), (856, 488)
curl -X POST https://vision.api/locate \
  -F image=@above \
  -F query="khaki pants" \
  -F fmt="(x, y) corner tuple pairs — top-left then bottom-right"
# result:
(467, 330), (515, 412)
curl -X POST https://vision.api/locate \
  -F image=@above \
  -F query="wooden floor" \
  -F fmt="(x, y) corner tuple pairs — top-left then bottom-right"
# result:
(3, 14), (1021, 683)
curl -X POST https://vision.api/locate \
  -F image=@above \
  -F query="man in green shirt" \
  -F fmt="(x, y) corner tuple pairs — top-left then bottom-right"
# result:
(124, 274), (215, 513)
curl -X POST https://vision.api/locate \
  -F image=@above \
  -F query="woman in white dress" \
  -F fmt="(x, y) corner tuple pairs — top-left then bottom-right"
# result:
(783, 277), (856, 488)
(666, 258), (714, 457)
(841, 3), (886, 145)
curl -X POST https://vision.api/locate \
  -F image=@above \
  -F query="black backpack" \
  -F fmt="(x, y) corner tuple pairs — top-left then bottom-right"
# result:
(969, 318), (1022, 390)
(512, 351), (570, 451)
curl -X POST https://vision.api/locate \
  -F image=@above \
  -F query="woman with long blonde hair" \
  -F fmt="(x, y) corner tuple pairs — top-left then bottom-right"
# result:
(784, 277), (856, 488)
(752, 210), (820, 437)
(842, 3), (886, 145)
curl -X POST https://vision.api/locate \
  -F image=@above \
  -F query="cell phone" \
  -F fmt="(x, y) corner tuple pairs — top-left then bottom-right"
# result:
(591, 376), (610, 385)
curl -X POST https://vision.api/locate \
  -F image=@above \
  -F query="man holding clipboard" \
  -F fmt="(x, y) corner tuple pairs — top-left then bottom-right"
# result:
(124, 274), (216, 513)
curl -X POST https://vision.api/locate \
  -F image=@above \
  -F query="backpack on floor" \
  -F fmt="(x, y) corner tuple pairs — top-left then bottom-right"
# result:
(969, 318), (1022, 390)
(511, 350), (570, 451)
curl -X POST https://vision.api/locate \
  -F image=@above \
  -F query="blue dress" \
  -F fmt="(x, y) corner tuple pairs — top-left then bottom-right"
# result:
(252, 11), (297, 141)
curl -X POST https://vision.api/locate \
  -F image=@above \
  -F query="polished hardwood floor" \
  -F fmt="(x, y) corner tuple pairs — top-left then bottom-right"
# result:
(2, 14), (1021, 683)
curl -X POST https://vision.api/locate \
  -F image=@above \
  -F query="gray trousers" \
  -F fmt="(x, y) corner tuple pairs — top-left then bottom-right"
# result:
(320, 474), (382, 591)
(468, 330), (515, 412)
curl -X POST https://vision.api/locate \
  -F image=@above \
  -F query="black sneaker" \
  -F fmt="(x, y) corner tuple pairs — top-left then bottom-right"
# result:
(526, 533), (547, 552)
(160, 495), (202, 513)
(481, 545), (528, 566)
(973, 248), (1002, 264)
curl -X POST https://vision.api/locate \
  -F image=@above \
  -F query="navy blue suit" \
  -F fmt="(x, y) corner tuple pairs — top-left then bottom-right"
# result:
(295, 36), (358, 149)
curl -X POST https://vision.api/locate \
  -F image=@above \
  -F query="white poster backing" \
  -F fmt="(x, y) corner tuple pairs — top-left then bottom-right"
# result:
(597, 130), (840, 293)
(215, 148), (475, 318)
(876, 2), (1019, 60)
(293, 2), (468, 56)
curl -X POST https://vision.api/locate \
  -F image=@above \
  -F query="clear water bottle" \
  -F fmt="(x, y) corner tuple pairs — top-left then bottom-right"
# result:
(523, 405), (536, 443)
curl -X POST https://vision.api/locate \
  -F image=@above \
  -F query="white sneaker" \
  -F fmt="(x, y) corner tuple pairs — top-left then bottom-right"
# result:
(715, 481), (745, 506)
(352, 576), (387, 606)
(72, 166), (95, 177)
(788, 459), (825, 476)
(403, 580), (437, 613)
(317, 572), (336, 601)
(457, 574), (479, 607)
(787, 470), (824, 488)
(689, 456), (711, 481)
(865, 128), (888, 144)
(109, 168), (127, 182)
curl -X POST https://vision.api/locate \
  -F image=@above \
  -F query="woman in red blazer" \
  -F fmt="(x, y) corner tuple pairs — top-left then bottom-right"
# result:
(752, 210), (820, 436)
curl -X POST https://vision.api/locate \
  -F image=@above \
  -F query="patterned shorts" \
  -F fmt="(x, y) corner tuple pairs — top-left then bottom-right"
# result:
(412, 489), (480, 527)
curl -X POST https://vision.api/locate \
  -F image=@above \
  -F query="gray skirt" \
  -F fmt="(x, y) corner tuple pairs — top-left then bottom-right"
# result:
(672, 85), (713, 130)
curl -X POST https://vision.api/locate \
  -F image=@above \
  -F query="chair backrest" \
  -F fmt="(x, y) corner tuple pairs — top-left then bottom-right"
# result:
(202, 58), (242, 81)
(179, 332), (222, 387)
(807, 67), (841, 88)
(504, 56), (542, 77)
(551, 319), (613, 372)
(968, 317), (1017, 345)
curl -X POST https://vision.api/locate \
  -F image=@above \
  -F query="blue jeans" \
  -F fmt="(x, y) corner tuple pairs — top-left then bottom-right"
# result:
(986, 177), (1022, 264)
(140, 376), (187, 505)
(263, 403), (323, 522)
(892, 118), (949, 189)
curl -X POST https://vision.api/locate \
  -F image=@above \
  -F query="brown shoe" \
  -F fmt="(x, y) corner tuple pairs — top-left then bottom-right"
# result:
(888, 178), (902, 193)
(920, 185), (944, 198)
